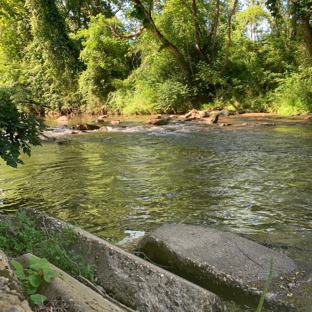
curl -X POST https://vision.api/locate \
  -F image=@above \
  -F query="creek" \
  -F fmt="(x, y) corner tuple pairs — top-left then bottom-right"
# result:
(1, 113), (312, 310)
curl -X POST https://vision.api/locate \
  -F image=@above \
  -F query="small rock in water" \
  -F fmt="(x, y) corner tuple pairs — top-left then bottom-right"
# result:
(146, 118), (168, 125)
(74, 124), (100, 130)
(57, 116), (68, 122)
(109, 120), (120, 125)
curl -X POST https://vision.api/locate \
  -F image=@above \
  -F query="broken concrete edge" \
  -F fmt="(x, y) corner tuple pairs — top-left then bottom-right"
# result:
(136, 224), (312, 312)
(15, 253), (130, 312)
(21, 208), (223, 312)
(136, 235), (299, 312)
(0, 250), (33, 312)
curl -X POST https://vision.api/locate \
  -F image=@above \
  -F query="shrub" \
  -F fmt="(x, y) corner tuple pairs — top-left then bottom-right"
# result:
(272, 66), (312, 115)
(0, 211), (93, 280)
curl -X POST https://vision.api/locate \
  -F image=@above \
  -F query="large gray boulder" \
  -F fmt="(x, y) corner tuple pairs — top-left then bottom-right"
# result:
(22, 208), (222, 312)
(136, 224), (312, 312)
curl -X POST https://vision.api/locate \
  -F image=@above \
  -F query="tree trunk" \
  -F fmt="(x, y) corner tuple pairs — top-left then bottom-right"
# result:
(301, 14), (312, 57)
(131, 0), (191, 76)
(221, 0), (238, 73)
(210, 0), (220, 62)
(191, 0), (206, 61)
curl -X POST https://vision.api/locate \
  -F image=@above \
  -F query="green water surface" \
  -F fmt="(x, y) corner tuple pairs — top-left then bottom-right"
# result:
(1, 115), (312, 311)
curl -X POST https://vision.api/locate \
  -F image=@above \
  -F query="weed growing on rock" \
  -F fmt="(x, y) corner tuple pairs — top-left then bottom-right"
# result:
(0, 211), (44, 255)
(11, 256), (62, 306)
(0, 211), (93, 280)
(256, 256), (274, 312)
(39, 224), (94, 279)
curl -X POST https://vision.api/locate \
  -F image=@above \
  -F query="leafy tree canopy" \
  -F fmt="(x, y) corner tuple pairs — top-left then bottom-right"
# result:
(0, 0), (311, 120)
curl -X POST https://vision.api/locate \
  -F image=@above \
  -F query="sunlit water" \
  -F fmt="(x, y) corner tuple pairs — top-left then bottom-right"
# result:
(1, 114), (312, 311)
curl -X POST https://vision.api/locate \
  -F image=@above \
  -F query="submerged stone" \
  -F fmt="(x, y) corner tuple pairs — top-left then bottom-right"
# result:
(146, 118), (168, 125)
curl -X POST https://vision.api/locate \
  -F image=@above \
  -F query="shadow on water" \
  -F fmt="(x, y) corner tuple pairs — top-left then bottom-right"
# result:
(1, 114), (312, 311)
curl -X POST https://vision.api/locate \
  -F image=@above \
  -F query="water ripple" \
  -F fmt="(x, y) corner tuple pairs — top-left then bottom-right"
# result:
(1, 121), (312, 266)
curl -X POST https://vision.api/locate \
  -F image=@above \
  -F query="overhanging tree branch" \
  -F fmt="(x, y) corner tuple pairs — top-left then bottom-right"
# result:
(130, 0), (191, 75)
(109, 25), (145, 39)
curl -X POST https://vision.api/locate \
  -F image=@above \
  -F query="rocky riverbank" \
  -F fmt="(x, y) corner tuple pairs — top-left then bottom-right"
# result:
(41, 111), (312, 142)
(1, 208), (312, 311)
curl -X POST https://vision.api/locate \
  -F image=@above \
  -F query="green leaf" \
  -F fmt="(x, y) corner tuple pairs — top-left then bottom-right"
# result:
(6, 160), (18, 168)
(11, 260), (26, 279)
(25, 282), (37, 294)
(11, 259), (24, 272)
(130, 5), (146, 21)
(43, 273), (51, 283)
(43, 267), (56, 282)
(29, 256), (49, 270)
(142, 18), (152, 28)
(31, 256), (49, 265)
(30, 294), (47, 305)
(29, 255), (40, 266)
(28, 274), (41, 288)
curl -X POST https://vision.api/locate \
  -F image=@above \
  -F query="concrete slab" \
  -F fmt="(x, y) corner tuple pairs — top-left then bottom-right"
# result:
(137, 224), (312, 312)
(22, 208), (222, 312)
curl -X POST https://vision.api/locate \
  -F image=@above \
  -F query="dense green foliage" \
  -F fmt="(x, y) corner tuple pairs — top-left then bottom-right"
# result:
(0, 87), (45, 167)
(0, 211), (93, 280)
(0, 0), (311, 115)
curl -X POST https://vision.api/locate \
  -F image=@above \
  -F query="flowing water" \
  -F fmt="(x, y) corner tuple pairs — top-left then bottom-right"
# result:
(1, 113), (312, 310)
